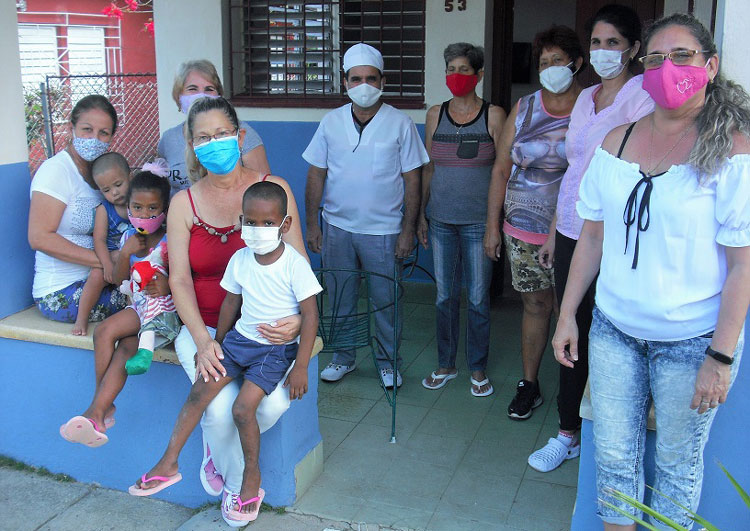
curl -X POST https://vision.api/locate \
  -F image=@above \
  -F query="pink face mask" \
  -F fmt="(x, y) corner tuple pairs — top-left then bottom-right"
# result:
(642, 59), (709, 110)
(128, 211), (166, 235)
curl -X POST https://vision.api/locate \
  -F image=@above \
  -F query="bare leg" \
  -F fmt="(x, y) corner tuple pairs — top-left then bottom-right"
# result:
(82, 309), (140, 430)
(73, 268), (107, 336)
(136, 376), (234, 490)
(519, 288), (554, 383)
(232, 380), (266, 513)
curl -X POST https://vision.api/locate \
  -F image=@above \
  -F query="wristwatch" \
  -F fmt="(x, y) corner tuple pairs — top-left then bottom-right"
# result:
(706, 346), (734, 365)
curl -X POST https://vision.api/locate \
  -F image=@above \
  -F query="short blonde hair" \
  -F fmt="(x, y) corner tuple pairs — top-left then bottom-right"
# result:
(171, 59), (225, 110)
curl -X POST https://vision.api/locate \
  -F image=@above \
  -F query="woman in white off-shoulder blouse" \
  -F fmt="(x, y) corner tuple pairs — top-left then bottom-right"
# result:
(553, 13), (750, 531)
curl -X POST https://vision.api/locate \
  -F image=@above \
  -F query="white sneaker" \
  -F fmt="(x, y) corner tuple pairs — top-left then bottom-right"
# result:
(380, 367), (402, 388)
(320, 362), (355, 382)
(528, 437), (581, 472)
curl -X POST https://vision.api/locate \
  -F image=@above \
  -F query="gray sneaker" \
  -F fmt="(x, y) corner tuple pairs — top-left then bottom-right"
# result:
(380, 367), (403, 388)
(320, 362), (355, 382)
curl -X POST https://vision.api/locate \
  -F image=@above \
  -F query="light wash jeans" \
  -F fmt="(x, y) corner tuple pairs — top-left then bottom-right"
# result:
(588, 306), (743, 528)
(174, 325), (292, 493)
(321, 220), (402, 369)
(429, 220), (493, 371)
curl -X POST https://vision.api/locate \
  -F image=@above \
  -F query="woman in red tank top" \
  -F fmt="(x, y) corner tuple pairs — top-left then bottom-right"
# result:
(164, 96), (309, 521)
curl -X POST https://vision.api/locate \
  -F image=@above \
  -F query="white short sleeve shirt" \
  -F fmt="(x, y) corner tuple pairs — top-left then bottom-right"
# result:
(577, 148), (750, 341)
(220, 245), (322, 344)
(302, 103), (429, 235)
(30, 150), (103, 298)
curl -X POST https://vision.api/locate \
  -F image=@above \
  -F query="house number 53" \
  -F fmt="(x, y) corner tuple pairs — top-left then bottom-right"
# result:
(445, 0), (467, 12)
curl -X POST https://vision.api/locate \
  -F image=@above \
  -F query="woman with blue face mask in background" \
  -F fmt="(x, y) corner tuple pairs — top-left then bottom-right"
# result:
(158, 60), (271, 196)
(166, 96), (307, 525)
(526, 4), (654, 474)
(483, 26), (583, 421)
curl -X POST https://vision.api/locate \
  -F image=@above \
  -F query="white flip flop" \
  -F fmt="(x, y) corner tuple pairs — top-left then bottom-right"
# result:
(470, 377), (494, 397)
(422, 371), (458, 390)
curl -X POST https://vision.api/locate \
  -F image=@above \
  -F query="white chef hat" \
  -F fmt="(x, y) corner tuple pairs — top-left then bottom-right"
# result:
(343, 43), (384, 74)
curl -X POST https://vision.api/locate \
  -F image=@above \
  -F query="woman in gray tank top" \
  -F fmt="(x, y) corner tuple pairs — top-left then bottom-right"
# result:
(417, 43), (506, 397)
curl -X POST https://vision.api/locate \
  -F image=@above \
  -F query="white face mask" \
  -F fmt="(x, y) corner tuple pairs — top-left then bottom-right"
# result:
(241, 216), (287, 255)
(346, 82), (382, 108)
(539, 62), (575, 94)
(590, 48), (631, 80)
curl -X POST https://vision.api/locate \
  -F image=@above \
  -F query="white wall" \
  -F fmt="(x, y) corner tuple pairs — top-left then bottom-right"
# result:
(153, 0), (224, 133)
(715, 0), (750, 90)
(2, 3), (29, 165)
(154, 0), (486, 127)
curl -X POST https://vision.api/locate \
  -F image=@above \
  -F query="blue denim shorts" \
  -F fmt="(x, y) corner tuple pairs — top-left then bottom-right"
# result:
(588, 306), (743, 528)
(221, 328), (298, 395)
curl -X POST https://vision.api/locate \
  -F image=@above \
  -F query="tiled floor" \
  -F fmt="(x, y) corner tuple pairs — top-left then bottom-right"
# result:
(293, 283), (579, 530)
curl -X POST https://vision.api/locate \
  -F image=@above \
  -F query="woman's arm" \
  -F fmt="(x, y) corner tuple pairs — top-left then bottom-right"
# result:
(242, 145), (271, 176)
(267, 175), (309, 262)
(92, 205), (114, 282)
(690, 245), (750, 413)
(417, 105), (440, 249)
(551, 219), (603, 367)
(28, 191), (100, 268)
(167, 190), (225, 380)
(483, 102), (517, 260)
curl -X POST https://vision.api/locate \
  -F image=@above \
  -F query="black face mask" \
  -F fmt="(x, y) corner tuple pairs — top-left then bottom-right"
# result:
(456, 137), (479, 159)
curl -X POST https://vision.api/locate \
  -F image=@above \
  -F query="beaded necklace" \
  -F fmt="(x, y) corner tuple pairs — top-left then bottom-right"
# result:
(191, 216), (241, 244)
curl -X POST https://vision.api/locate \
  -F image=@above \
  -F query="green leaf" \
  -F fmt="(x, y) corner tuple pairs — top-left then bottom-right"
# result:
(645, 485), (719, 531)
(599, 499), (661, 531)
(605, 489), (688, 530)
(717, 460), (750, 509)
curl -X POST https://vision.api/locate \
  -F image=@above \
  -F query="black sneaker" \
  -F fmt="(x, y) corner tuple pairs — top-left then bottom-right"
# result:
(507, 379), (543, 420)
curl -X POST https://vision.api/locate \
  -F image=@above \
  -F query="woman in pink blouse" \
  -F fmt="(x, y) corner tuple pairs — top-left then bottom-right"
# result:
(527, 4), (654, 473)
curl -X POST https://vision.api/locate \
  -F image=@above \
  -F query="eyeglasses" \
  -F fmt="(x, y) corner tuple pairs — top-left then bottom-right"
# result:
(638, 49), (711, 70)
(193, 128), (237, 147)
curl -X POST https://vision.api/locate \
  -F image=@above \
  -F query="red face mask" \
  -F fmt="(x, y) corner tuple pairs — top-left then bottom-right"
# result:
(445, 73), (479, 97)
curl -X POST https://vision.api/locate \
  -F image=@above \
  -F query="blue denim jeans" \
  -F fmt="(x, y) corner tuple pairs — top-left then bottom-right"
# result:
(321, 220), (402, 369)
(588, 306), (744, 528)
(429, 220), (493, 371)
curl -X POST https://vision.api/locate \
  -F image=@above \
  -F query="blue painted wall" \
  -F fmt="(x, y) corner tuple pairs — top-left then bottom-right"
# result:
(571, 320), (750, 530)
(0, 161), (34, 319)
(0, 338), (320, 507)
(253, 120), (436, 281)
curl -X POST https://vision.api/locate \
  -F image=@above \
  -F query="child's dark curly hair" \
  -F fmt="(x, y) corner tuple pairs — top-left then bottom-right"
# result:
(127, 171), (171, 212)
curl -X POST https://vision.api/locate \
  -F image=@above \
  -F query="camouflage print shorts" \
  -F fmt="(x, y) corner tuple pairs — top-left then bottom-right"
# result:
(503, 233), (554, 293)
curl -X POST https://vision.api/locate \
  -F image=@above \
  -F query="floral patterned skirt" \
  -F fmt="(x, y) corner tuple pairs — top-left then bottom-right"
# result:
(34, 279), (128, 323)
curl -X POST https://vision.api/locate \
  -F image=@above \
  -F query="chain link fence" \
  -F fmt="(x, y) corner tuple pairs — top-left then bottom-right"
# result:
(25, 73), (159, 175)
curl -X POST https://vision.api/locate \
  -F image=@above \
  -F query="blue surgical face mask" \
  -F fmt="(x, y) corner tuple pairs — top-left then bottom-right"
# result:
(72, 132), (109, 161)
(193, 135), (241, 175)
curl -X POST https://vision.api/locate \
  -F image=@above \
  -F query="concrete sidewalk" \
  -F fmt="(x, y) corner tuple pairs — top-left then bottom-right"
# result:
(0, 466), (392, 531)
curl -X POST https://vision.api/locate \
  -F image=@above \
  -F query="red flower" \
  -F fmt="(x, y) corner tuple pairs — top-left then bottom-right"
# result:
(125, 0), (139, 11)
(144, 19), (154, 37)
(102, 3), (123, 19)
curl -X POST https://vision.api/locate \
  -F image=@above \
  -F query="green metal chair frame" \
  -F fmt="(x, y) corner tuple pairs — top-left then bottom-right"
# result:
(314, 263), (404, 442)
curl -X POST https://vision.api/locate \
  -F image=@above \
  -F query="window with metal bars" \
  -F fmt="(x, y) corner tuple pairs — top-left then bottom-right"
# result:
(227, 1), (425, 108)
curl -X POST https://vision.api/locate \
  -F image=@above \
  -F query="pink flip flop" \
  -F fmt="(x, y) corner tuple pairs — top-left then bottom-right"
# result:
(128, 472), (182, 496)
(60, 416), (109, 447)
(225, 488), (265, 524)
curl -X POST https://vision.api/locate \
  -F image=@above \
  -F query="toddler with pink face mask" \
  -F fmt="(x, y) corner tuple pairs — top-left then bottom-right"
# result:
(59, 168), (179, 448)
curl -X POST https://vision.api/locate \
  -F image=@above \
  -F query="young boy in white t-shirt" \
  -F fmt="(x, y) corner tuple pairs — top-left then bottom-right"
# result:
(128, 181), (321, 526)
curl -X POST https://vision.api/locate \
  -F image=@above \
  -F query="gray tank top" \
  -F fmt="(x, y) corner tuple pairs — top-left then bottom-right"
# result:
(426, 101), (496, 224)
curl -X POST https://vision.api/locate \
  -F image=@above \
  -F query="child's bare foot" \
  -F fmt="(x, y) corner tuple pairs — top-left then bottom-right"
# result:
(104, 405), (116, 429)
(134, 459), (179, 491)
(71, 320), (88, 336)
(81, 407), (107, 434)
(237, 480), (262, 513)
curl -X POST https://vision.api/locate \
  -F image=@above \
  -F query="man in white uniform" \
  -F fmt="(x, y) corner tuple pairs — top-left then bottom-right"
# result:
(303, 43), (429, 388)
